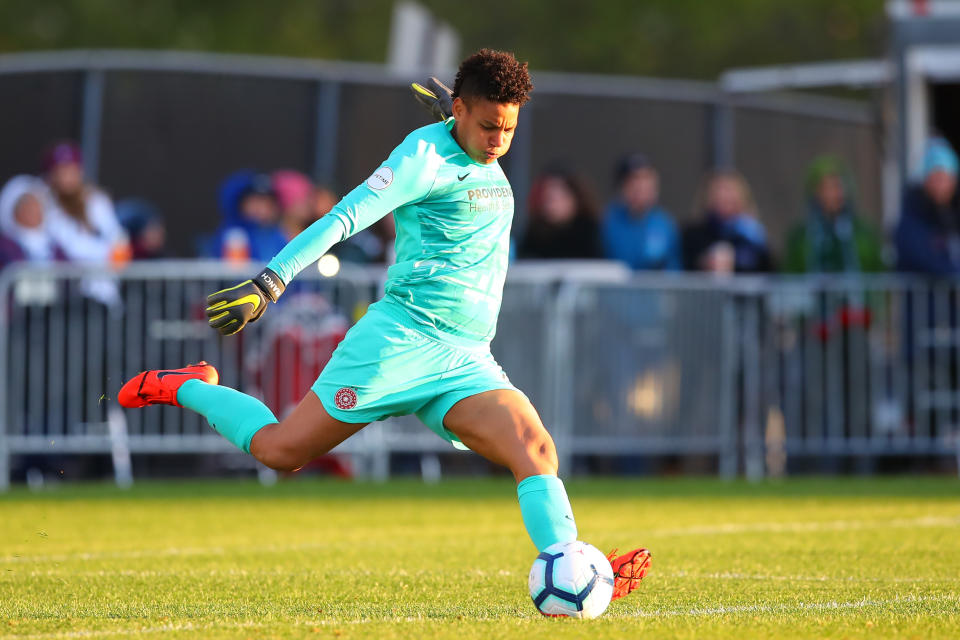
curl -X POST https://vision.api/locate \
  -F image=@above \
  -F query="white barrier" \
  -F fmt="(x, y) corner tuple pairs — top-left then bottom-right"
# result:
(1, 262), (958, 488)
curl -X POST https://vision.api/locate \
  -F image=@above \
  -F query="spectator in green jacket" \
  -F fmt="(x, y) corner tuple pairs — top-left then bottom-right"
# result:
(784, 155), (885, 273)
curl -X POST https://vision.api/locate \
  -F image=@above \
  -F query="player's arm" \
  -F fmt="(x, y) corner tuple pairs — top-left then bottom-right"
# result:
(207, 142), (439, 336)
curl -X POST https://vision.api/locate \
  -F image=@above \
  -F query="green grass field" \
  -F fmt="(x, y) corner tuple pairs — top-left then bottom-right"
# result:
(1, 477), (959, 639)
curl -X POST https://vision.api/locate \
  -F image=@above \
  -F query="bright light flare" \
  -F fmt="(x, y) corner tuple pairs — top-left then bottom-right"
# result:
(317, 254), (341, 277)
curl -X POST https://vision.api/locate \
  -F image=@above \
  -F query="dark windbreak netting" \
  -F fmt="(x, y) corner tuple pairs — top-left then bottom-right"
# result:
(335, 82), (437, 193)
(0, 65), (884, 262)
(528, 94), (712, 228)
(0, 71), (83, 179)
(733, 107), (884, 257)
(98, 70), (317, 257)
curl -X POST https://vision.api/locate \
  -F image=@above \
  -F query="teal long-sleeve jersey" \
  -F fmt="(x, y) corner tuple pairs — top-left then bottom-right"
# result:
(267, 119), (514, 344)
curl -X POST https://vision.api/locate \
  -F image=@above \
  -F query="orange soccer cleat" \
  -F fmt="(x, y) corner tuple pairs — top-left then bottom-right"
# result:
(607, 547), (652, 601)
(117, 362), (219, 409)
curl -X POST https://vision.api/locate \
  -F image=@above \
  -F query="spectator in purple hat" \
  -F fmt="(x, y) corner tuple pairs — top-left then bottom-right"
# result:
(896, 137), (960, 275)
(601, 153), (682, 271)
(41, 141), (125, 267)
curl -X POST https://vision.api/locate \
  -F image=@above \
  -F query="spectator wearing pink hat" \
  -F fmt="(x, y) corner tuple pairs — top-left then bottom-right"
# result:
(272, 170), (314, 240)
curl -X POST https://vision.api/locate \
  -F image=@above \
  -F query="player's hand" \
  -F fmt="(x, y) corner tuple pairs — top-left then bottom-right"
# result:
(410, 77), (453, 122)
(206, 268), (285, 336)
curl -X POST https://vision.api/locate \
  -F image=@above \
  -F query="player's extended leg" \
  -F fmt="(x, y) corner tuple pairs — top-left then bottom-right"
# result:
(118, 363), (367, 471)
(247, 392), (367, 471)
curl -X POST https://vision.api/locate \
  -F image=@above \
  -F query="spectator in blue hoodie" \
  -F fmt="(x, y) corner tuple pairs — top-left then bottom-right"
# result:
(896, 137), (960, 275)
(202, 171), (288, 262)
(601, 153), (682, 271)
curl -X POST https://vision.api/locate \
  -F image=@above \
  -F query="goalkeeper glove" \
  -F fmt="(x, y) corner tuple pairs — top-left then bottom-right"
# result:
(410, 77), (453, 122)
(206, 267), (285, 336)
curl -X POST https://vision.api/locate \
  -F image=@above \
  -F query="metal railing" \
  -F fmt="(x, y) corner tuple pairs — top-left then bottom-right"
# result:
(745, 276), (960, 476)
(2, 262), (958, 488)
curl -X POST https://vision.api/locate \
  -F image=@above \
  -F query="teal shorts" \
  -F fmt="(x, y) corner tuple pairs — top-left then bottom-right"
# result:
(312, 297), (520, 448)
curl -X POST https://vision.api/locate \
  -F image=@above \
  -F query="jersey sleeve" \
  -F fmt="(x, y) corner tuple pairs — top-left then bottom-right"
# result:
(266, 137), (441, 284)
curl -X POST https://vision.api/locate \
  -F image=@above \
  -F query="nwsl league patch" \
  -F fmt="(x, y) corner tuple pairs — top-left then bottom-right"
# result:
(334, 387), (358, 410)
(366, 166), (393, 190)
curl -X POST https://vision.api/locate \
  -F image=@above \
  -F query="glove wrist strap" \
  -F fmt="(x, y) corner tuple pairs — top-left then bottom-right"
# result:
(253, 267), (285, 303)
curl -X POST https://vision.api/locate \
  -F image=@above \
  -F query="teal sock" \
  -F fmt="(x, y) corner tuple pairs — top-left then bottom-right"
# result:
(176, 379), (278, 453)
(517, 474), (578, 551)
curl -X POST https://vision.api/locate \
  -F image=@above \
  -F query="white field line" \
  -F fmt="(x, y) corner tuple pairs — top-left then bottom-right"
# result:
(0, 541), (330, 564)
(2, 514), (958, 565)
(0, 621), (268, 640)
(8, 567), (960, 586)
(1, 594), (957, 639)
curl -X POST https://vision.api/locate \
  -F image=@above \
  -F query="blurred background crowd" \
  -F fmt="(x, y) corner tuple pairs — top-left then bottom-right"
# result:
(2, 134), (958, 279)
(0, 143), (394, 272)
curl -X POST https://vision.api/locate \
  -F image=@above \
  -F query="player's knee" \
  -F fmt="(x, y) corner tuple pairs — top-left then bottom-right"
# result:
(253, 445), (301, 472)
(521, 426), (558, 474)
(258, 449), (304, 473)
(250, 426), (318, 472)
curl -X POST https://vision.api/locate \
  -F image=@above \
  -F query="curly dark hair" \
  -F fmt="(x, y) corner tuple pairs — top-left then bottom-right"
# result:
(452, 48), (533, 106)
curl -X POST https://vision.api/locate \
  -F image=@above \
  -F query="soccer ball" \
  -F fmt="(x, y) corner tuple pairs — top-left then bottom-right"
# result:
(528, 540), (615, 619)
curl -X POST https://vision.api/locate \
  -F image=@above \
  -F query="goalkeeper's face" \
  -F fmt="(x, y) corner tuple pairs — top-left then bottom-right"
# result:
(451, 97), (519, 164)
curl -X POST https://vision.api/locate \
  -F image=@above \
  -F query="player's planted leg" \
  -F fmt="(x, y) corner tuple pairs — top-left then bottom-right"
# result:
(442, 389), (577, 551)
(442, 389), (651, 600)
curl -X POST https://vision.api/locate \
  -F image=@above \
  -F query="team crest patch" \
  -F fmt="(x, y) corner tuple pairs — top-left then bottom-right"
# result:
(334, 387), (358, 410)
(366, 166), (393, 190)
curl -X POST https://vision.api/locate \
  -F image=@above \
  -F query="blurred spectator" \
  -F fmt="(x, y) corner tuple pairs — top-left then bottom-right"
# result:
(518, 168), (602, 259)
(313, 184), (394, 264)
(312, 185), (337, 220)
(116, 198), (167, 260)
(601, 153), (681, 270)
(895, 137), (960, 275)
(369, 214), (397, 264)
(41, 141), (127, 306)
(683, 169), (772, 273)
(42, 141), (126, 267)
(0, 175), (66, 268)
(204, 170), (287, 262)
(272, 169), (314, 240)
(784, 156), (884, 273)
